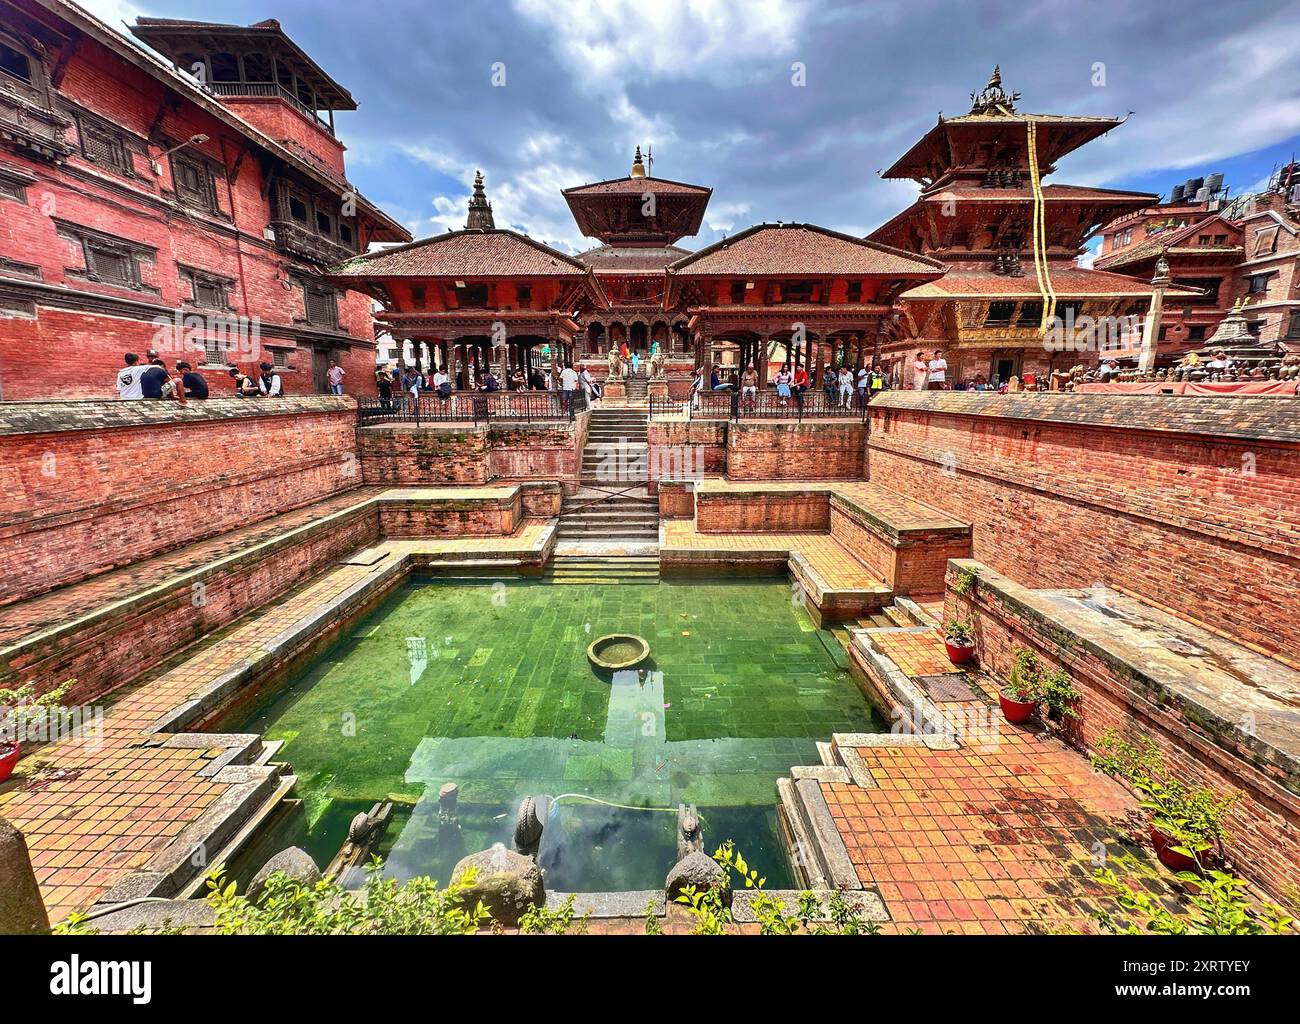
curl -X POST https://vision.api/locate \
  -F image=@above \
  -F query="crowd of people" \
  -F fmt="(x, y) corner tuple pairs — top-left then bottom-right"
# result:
(371, 360), (602, 411)
(114, 350), (284, 402)
(691, 359), (890, 410)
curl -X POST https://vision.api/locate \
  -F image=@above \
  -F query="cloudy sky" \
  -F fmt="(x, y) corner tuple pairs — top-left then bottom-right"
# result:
(84, 0), (1300, 256)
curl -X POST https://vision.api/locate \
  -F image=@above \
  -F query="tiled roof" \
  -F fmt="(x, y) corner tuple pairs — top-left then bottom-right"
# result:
(899, 266), (1202, 299)
(563, 176), (710, 197)
(329, 229), (590, 277)
(1094, 213), (1242, 270)
(576, 245), (690, 271)
(667, 223), (946, 277)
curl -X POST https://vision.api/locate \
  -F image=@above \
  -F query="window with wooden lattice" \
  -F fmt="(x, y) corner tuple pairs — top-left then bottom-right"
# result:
(86, 244), (134, 286)
(79, 115), (133, 176)
(303, 281), (339, 327)
(172, 153), (217, 212)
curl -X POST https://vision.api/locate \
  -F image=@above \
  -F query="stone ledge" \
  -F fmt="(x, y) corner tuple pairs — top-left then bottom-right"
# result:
(0, 396), (355, 436)
(870, 390), (1300, 444)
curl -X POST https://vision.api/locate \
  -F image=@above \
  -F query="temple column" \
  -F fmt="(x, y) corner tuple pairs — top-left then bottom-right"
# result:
(1139, 256), (1170, 373)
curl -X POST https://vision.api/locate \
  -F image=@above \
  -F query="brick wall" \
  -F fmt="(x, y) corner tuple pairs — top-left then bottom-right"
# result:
(358, 421), (585, 491)
(647, 420), (727, 492)
(726, 421), (866, 481)
(378, 495), (520, 538)
(829, 497), (971, 593)
(945, 561), (1300, 906)
(868, 392), (1300, 658)
(696, 488), (830, 532)
(0, 397), (360, 605)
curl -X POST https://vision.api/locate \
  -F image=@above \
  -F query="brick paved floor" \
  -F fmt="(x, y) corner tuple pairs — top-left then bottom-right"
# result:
(0, 525), (549, 922)
(829, 627), (1177, 934)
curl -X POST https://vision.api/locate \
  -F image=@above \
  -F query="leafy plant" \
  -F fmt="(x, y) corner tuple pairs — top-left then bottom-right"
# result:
(643, 897), (663, 935)
(519, 893), (589, 934)
(204, 857), (489, 935)
(1003, 648), (1042, 702)
(952, 567), (978, 596)
(1093, 867), (1292, 935)
(1093, 730), (1239, 866)
(945, 619), (975, 647)
(1039, 666), (1082, 720)
(0, 680), (73, 746)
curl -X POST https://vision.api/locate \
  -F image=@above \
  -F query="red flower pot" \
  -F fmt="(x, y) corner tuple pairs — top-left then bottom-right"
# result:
(0, 741), (20, 784)
(945, 640), (976, 665)
(1149, 827), (1200, 873)
(999, 693), (1038, 724)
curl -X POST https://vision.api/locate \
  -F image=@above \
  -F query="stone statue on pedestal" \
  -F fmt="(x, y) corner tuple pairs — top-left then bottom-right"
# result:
(649, 346), (665, 379)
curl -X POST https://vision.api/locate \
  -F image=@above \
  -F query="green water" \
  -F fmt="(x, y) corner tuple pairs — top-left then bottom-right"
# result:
(225, 576), (882, 892)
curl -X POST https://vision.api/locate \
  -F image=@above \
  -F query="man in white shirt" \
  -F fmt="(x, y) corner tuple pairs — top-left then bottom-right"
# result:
(926, 350), (948, 390)
(257, 361), (283, 397)
(116, 352), (145, 399)
(559, 362), (579, 410)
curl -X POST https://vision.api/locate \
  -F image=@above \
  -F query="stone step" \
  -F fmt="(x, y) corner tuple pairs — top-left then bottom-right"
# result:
(883, 603), (914, 627)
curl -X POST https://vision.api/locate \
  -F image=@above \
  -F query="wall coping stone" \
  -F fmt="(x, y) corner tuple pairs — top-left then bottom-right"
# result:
(870, 391), (1300, 444)
(0, 396), (355, 437)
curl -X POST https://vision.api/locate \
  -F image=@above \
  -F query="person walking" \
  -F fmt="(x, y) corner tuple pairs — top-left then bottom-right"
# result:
(115, 352), (146, 400)
(856, 364), (869, 408)
(327, 359), (345, 395)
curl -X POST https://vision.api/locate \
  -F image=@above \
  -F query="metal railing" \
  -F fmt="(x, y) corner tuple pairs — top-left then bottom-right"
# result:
(358, 389), (588, 425)
(650, 387), (870, 422)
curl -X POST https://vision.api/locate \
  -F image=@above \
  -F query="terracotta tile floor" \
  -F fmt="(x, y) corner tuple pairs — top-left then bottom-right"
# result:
(828, 626), (1179, 934)
(0, 525), (549, 923)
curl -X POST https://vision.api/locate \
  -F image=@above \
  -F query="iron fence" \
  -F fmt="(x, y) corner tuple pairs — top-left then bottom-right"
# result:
(650, 387), (869, 422)
(358, 388), (587, 425)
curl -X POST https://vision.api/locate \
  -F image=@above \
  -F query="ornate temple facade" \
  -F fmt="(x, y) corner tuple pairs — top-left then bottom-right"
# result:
(867, 68), (1192, 385)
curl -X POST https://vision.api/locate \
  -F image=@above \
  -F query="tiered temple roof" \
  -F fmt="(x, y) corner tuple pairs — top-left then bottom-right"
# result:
(564, 147), (712, 246)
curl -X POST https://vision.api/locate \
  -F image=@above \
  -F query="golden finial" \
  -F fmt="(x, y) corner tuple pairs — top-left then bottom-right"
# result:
(630, 146), (647, 179)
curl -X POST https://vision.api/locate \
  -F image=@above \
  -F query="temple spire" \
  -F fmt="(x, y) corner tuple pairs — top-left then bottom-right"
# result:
(466, 170), (495, 229)
(630, 146), (647, 179)
(969, 65), (1020, 116)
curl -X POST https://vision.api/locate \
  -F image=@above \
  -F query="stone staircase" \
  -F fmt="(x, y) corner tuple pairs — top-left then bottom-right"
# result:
(556, 491), (659, 542)
(624, 370), (648, 400)
(579, 407), (649, 487)
(543, 552), (660, 584)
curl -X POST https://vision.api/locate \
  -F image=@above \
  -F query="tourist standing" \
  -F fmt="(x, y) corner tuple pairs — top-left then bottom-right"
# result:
(176, 361), (208, 399)
(927, 350), (948, 391)
(375, 366), (393, 409)
(559, 361), (579, 411)
(911, 351), (928, 390)
(327, 359), (345, 395)
(115, 352), (145, 400)
(856, 364), (869, 407)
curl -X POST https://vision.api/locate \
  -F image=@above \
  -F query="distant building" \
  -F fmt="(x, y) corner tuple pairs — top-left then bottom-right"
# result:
(0, 3), (409, 400)
(1094, 164), (1300, 362)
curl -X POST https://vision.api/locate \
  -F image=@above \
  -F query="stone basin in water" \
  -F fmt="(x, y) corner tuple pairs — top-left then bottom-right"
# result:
(587, 633), (650, 671)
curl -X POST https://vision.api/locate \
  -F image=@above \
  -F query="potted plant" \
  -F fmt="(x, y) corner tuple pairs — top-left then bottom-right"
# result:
(1093, 730), (1238, 873)
(943, 618), (976, 665)
(999, 649), (1041, 724)
(0, 680), (72, 784)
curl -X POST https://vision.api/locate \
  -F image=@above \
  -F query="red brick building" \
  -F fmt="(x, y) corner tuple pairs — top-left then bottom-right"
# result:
(868, 68), (1194, 386)
(0, 2), (409, 400)
(1093, 165), (1300, 363)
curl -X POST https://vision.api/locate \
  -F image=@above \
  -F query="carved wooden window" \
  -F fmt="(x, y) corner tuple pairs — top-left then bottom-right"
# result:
(202, 336), (228, 366)
(846, 281), (862, 303)
(1187, 325), (1207, 343)
(455, 283), (488, 308)
(1056, 301), (1085, 325)
(288, 193), (309, 223)
(730, 280), (746, 304)
(79, 116), (133, 177)
(303, 281), (339, 327)
(315, 208), (334, 237)
(181, 267), (233, 310)
(515, 283), (531, 306)
(0, 167), (31, 202)
(1287, 311), (1300, 339)
(1016, 300), (1043, 327)
(0, 38), (32, 85)
(86, 244), (134, 286)
(410, 285), (426, 309)
(984, 301), (1015, 326)
(1253, 225), (1279, 257)
(338, 220), (354, 247)
(172, 154), (218, 212)
(272, 348), (291, 367)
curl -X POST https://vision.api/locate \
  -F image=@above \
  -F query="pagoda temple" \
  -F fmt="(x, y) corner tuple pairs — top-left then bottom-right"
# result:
(868, 67), (1198, 385)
